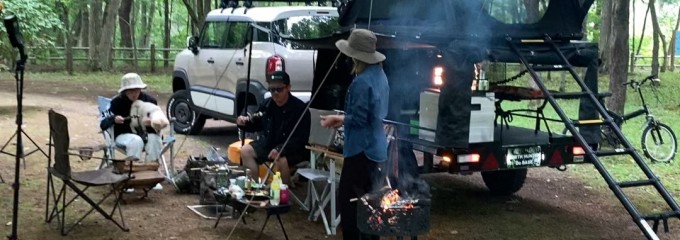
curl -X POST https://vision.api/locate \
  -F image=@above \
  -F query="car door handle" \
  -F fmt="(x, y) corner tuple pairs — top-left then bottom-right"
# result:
(207, 58), (215, 64)
(235, 59), (244, 65)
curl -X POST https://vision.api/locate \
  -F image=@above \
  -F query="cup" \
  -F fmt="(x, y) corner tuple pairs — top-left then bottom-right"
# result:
(236, 176), (246, 189)
(280, 184), (289, 205)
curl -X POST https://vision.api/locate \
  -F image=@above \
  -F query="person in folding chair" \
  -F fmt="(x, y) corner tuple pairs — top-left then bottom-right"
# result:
(237, 71), (311, 186)
(100, 73), (163, 165)
(99, 73), (167, 194)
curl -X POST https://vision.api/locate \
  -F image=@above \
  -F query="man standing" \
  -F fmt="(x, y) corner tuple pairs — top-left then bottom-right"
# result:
(238, 71), (311, 185)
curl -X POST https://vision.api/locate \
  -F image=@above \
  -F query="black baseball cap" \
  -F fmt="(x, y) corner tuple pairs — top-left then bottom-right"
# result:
(268, 71), (290, 85)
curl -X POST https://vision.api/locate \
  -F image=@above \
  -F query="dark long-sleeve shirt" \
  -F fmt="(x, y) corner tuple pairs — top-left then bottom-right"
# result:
(100, 92), (158, 138)
(240, 94), (310, 157)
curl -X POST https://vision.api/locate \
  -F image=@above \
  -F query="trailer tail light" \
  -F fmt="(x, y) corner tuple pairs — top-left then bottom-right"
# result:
(433, 66), (444, 86)
(572, 146), (585, 163)
(572, 146), (586, 155)
(549, 151), (563, 166)
(457, 153), (480, 163)
(266, 55), (284, 76)
(482, 154), (499, 171)
(441, 155), (452, 168)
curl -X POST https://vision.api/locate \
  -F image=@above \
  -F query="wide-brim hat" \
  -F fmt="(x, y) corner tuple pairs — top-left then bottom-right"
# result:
(118, 73), (147, 93)
(335, 29), (385, 64)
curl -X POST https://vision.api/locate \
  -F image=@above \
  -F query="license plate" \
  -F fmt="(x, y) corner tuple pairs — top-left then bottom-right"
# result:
(506, 146), (543, 168)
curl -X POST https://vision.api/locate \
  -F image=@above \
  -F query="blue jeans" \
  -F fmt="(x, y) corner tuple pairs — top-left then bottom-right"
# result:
(115, 133), (162, 162)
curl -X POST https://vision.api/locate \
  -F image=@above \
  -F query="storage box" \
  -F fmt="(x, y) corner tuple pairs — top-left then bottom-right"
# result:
(419, 91), (495, 143)
(309, 108), (344, 151)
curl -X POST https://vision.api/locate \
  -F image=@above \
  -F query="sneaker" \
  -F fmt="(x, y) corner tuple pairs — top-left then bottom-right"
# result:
(153, 183), (163, 191)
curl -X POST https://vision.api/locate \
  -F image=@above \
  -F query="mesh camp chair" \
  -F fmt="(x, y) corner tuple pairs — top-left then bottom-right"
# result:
(97, 96), (177, 194)
(45, 109), (134, 235)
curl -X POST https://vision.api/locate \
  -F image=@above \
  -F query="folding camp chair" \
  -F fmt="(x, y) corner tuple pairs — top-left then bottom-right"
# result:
(97, 96), (177, 192)
(45, 109), (134, 235)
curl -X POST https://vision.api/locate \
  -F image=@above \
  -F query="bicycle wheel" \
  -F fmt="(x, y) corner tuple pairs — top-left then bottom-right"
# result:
(641, 122), (677, 163)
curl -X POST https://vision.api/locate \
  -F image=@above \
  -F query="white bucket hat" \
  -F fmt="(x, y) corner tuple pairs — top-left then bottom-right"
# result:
(118, 73), (147, 93)
(335, 29), (386, 64)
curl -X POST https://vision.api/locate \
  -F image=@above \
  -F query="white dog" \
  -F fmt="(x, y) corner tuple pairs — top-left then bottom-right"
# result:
(129, 100), (169, 134)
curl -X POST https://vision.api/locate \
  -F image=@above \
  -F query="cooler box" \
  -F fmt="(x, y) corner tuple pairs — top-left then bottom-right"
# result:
(228, 139), (253, 165)
(419, 91), (495, 143)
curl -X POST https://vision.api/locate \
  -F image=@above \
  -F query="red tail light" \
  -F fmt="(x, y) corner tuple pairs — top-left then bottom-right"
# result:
(482, 154), (499, 170)
(572, 146), (585, 155)
(266, 55), (284, 76)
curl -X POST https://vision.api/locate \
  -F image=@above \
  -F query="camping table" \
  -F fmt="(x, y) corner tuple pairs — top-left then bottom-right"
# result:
(303, 145), (343, 235)
(214, 194), (291, 240)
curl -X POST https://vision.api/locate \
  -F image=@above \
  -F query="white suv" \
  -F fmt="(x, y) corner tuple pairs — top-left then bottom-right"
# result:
(169, 5), (339, 134)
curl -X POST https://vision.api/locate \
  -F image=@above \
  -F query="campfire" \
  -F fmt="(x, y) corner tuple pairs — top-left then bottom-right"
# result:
(356, 178), (431, 237)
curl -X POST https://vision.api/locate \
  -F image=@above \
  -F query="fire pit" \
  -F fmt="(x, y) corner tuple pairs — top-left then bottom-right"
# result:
(357, 189), (431, 239)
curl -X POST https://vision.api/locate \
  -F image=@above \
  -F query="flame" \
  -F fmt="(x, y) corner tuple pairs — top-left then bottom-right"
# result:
(380, 189), (414, 210)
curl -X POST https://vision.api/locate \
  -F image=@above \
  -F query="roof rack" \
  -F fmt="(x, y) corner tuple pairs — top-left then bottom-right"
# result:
(219, 0), (338, 9)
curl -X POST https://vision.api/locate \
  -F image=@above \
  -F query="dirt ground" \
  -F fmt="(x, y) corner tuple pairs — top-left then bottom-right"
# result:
(0, 76), (679, 240)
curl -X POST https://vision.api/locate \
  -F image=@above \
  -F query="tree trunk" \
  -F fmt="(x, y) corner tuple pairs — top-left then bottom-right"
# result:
(142, 0), (156, 47)
(80, 8), (89, 47)
(607, 0), (630, 116)
(599, 0), (613, 73)
(164, 0), (170, 67)
(57, 1), (74, 75)
(88, 0), (103, 70)
(98, 0), (123, 71)
(670, 6), (680, 72)
(73, 11), (83, 46)
(181, 0), (202, 33)
(119, 0), (133, 51)
(650, 0), (661, 75)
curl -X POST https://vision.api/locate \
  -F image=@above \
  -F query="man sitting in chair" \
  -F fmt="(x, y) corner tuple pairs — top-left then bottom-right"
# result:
(237, 71), (310, 185)
(100, 73), (163, 163)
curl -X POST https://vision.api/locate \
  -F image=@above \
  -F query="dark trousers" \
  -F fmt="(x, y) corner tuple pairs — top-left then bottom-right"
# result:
(339, 152), (381, 240)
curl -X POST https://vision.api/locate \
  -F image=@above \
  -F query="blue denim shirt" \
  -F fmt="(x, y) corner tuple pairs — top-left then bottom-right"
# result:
(343, 64), (390, 162)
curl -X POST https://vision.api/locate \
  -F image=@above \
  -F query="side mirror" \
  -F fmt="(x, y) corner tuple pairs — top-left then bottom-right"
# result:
(187, 36), (199, 54)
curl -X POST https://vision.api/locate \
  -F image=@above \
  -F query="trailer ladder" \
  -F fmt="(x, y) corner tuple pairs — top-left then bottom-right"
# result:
(506, 36), (680, 240)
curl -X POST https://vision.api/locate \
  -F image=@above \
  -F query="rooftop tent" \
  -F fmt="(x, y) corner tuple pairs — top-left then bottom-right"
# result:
(338, 0), (594, 41)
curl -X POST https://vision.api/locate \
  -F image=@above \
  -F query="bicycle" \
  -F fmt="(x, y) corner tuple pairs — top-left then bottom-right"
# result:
(562, 74), (677, 163)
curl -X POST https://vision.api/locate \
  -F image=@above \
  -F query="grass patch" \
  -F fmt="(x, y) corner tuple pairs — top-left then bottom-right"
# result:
(22, 71), (172, 93)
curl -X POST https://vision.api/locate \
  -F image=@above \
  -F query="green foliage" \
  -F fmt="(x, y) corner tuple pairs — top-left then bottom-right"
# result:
(1, 0), (62, 63)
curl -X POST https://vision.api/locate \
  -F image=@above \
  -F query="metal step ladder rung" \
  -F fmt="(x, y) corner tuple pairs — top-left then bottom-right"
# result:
(595, 148), (634, 157)
(550, 92), (589, 99)
(617, 179), (658, 188)
(532, 65), (570, 72)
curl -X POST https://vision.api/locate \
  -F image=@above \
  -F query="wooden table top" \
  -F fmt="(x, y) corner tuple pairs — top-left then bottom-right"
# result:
(306, 145), (343, 160)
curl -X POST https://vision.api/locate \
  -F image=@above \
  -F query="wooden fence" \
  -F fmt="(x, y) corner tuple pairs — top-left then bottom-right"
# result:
(26, 45), (185, 72)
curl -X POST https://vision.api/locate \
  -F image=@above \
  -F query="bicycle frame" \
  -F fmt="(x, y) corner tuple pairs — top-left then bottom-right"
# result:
(617, 77), (656, 124)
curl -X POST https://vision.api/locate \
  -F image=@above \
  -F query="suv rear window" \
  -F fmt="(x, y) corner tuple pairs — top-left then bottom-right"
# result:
(272, 16), (339, 50)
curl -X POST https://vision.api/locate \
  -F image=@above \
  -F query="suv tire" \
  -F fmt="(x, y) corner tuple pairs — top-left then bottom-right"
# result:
(167, 90), (206, 135)
(481, 169), (527, 196)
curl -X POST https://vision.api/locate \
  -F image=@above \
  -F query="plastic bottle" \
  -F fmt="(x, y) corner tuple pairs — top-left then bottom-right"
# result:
(280, 184), (289, 205)
(270, 172), (281, 206)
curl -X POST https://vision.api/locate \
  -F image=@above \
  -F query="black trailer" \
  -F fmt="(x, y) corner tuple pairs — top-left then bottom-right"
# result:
(283, 1), (680, 239)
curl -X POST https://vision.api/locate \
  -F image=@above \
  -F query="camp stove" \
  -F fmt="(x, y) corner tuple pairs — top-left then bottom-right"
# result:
(356, 188), (431, 239)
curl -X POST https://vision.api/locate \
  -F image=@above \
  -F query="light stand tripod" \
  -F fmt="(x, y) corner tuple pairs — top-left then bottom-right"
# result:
(3, 13), (44, 240)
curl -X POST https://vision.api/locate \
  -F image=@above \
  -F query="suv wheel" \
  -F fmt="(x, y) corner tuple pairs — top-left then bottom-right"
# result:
(167, 90), (206, 135)
(481, 169), (527, 196)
